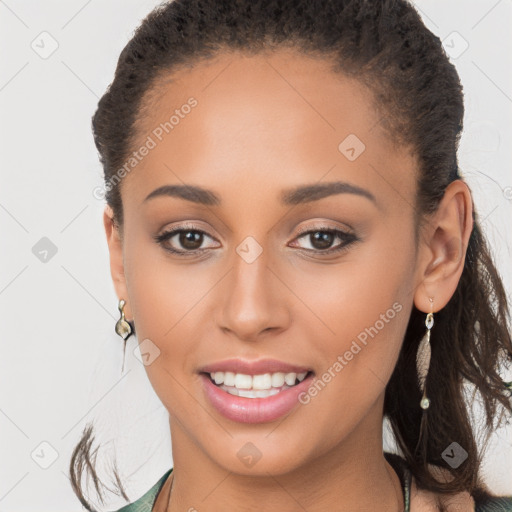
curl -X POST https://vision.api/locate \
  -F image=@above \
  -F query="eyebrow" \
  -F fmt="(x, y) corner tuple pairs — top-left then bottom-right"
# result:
(281, 181), (376, 206)
(144, 184), (220, 205)
(143, 181), (377, 206)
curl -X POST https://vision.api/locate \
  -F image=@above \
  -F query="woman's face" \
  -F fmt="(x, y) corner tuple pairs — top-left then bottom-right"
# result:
(106, 49), (424, 475)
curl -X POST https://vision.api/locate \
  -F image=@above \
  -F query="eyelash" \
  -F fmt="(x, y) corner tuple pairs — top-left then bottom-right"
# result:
(153, 224), (359, 257)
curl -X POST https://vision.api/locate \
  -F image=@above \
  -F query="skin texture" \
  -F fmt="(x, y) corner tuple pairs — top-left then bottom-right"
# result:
(103, 49), (474, 511)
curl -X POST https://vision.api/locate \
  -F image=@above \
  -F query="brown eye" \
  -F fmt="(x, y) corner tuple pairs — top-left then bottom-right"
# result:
(309, 231), (335, 250)
(292, 228), (358, 254)
(179, 230), (204, 250)
(154, 227), (220, 255)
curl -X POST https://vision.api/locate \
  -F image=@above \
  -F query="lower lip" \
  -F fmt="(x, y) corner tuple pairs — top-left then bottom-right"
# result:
(200, 372), (314, 424)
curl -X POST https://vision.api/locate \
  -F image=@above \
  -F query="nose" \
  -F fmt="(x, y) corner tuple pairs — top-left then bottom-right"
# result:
(216, 249), (290, 341)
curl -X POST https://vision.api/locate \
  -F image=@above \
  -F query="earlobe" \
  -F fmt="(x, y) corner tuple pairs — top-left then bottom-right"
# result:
(414, 180), (473, 313)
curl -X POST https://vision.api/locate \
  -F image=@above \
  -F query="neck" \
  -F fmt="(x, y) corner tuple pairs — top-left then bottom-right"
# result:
(156, 398), (403, 512)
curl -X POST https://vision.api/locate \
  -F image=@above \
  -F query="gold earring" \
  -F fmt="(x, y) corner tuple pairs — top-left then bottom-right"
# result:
(115, 299), (133, 374)
(115, 299), (133, 340)
(416, 298), (434, 410)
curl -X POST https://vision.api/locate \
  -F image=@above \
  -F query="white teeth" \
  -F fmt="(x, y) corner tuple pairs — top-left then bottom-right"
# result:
(284, 372), (297, 386)
(271, 372), (285, 387)
(297, 371), (307, 382)
(223, 385), (290, 398)
(225, 387), (239, 396)
(252, 373), (272, 390)
(209, 370), (310, 390)
(234, 373), (253, 389)
(224, 371), (236, 387)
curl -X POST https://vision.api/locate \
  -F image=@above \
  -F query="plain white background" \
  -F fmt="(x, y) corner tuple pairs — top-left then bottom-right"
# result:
(1, 1), (511, 510)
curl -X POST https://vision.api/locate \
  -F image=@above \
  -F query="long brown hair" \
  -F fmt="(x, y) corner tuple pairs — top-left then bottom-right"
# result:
(70, 0), (512, 509)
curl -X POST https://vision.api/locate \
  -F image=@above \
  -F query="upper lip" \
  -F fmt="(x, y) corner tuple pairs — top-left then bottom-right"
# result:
(199, 358), (313, 375)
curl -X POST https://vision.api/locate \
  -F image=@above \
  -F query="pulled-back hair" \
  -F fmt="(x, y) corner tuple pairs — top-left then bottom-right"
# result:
(71, 0), (512, 509)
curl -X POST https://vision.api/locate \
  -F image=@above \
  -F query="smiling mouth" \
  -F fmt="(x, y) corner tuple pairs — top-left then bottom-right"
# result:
(201, 370), (314, 399)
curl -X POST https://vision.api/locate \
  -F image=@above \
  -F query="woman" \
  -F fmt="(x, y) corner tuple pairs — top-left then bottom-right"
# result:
(70, 0), (512, 510)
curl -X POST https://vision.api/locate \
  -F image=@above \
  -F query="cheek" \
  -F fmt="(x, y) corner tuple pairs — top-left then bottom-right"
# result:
(122, 232), (222, 404)
(123, 220), (214, 334)
(123, 255), (204, 414)
(290, 227), (416, 388)
(285, 253), (414, 438)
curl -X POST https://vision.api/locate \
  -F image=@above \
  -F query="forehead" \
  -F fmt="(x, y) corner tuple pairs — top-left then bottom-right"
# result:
(123, 49), (417, 208)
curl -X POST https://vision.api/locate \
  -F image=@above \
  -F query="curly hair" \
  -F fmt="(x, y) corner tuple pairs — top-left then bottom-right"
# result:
(70, 0), (512, 509)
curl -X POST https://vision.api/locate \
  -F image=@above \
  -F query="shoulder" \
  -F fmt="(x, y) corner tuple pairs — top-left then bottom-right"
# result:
(384, 451), (512, 512)
(109, 468), (173, 512)
(426, 463), (512, 511)
(427, 465), (512, 511)
(410, 477), (512, 511)
(474, 494), (512, 512)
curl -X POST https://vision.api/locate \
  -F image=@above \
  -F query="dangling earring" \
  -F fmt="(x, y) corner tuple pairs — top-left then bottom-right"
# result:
(115, 299), (133, 373)
(416, 298), (434, 410)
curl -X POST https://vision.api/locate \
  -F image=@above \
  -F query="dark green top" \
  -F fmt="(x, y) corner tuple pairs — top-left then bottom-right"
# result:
(111, 452), (512, 511)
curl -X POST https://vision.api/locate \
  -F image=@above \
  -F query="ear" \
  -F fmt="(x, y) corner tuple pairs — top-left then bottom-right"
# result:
(103, 205), (133, 321)
(414, 179), (474, 313)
